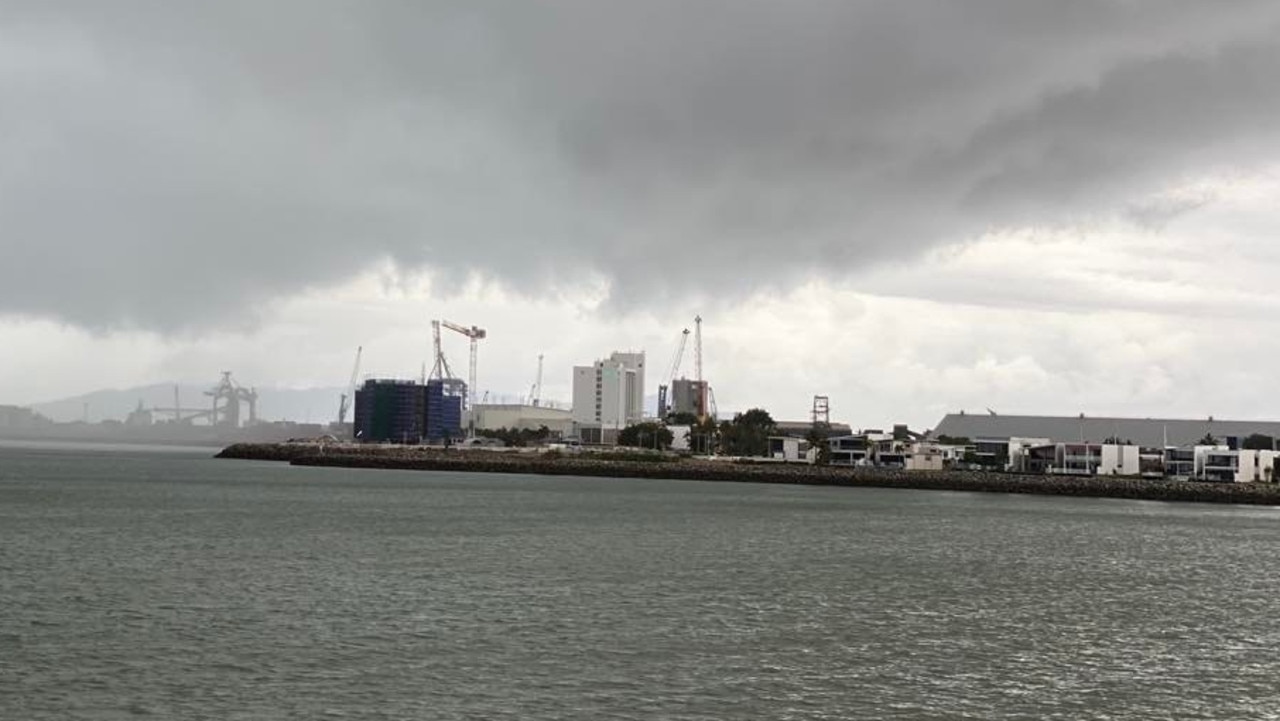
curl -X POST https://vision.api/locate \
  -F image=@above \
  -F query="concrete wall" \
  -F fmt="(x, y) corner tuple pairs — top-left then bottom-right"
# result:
(769, 437), (806, 462)
(571, 366), (596, 425)
(668, 424), (692, 452)
(905, 448), (946, 471)
(473, 404), (573, 435)
(571, 351), (645, 429)
(610, 351), (646, 424)
(1099, 445), (1140, 475)
(1221, 449), (1280, 482)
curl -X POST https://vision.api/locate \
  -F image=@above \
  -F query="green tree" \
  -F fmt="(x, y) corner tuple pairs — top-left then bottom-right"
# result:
(718, 408), (776, 457)
(617, 422), (673, 450)
(688, 415), (719, 455)
(477, 425), (554, 447)
(1198, 432), (1219, 446)
(1242, 433), (1276, 450)
(806, 422), (833, 465)
(667, 411), (698, 426)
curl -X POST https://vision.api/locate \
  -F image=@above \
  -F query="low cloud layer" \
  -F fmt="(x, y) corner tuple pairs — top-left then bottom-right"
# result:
(5, 1), (1280, 331)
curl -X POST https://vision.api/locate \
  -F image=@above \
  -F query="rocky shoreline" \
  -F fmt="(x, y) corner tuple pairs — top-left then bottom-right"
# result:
(215, 443), (1280, 506)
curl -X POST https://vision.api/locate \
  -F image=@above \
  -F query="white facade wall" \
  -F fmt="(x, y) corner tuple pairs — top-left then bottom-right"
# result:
(773, 437), (803, 462)
(570, 351), (646, 430)
(571, 366), (597, 425)
(1229, 449), (1280, 482)
(1258, 450), (1280, 482)
(1192, 445), (1232, 479)
(609, 351), (646, 424)
(598, 362), (626, 428)
(1099, 445), (1140, 475)
(905, 447), (946, 471)
(473, 404), (574, 435)
(1238, 451), (1258, 483)
(668, 424), (692, 452)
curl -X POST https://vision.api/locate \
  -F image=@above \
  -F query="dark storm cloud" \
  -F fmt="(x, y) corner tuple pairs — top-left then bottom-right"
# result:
(3, 1), (1280, 330)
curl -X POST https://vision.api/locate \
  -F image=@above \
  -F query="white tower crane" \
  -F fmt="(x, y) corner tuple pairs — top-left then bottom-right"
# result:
(337, 345), (363, 426)
(428, 321), (455, 381)
(440, 320), (486, 432)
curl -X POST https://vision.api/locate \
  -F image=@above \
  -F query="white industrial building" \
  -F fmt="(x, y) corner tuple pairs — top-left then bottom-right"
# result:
(471, 403), (574, 437)
(571, 351), (646, 444)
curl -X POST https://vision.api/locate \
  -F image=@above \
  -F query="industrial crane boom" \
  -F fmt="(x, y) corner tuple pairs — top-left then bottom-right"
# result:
(667, 329), (690, 386)
(694, 316), (703, 386)
(440, 319), (487, 437)
(529, 354), (544, 407)
(429, 321), (455, 381)
(657, 328), (690, 419)
(337, 345), (363, 425)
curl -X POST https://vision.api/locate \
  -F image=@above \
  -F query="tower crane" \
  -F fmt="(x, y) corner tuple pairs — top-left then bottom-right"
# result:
(657, 328), (690, 418)
(337, 345), (363, 426)
(440, 320), (486, 436)
(694, 315), (707, 420)
(529, 354), (544, 407)
(428, 321), (455, 381)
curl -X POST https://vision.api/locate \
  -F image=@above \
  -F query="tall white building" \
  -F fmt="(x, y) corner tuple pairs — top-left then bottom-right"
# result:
(572, 351), (646, 442)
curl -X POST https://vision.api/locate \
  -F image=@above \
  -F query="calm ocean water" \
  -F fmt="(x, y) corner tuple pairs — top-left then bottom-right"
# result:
(3, 442), (1280, 720)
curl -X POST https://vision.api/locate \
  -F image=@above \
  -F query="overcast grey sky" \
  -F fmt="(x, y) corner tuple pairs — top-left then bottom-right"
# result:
(5, 1), (1280, 428)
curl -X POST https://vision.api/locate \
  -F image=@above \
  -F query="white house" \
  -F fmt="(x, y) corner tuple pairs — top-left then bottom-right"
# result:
(1195, 447), (1280, 482)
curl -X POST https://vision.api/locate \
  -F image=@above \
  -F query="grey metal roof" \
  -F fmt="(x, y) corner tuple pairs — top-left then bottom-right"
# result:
(774, 421), (853, 437)
(932, 413), (1280, 448)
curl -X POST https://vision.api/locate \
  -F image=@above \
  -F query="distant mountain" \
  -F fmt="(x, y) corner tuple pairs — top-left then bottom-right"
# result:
(32, 383), (346, 424)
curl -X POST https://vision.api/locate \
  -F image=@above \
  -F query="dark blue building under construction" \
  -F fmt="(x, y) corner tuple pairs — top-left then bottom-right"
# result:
(353, 378), (464, 444)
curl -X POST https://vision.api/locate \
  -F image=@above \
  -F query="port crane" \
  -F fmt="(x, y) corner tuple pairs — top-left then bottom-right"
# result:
(204, 372), (258, 428)
(656, 328), (690, 418)
(336, 346), (363, 426)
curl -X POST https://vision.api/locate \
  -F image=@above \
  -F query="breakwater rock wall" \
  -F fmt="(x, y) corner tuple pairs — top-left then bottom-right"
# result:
(216, 443), (1280, 506)
(216, 442), (332, 462)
